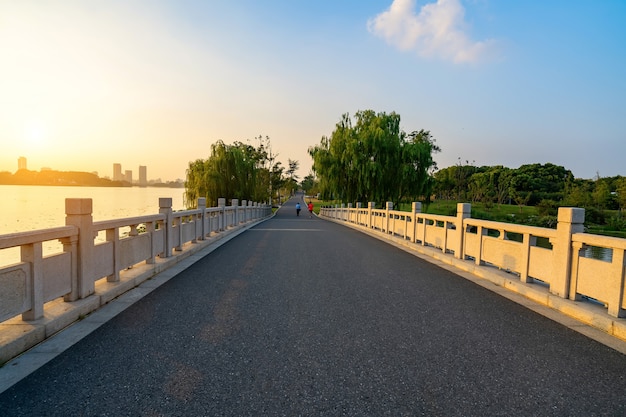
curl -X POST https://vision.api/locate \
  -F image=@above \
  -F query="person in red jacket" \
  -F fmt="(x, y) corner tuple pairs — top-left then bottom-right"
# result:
(307, 202), (314, 218)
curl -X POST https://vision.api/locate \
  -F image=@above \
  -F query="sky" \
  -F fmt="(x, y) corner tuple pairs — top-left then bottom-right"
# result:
(1, 0), (625, 182)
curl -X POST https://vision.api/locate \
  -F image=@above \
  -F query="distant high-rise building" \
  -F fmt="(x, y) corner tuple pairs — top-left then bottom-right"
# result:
(125, 170), (132, 184)
(17, 156), (27, 171)
(113, 163), (123, 181)
(139, 165), (147, 187)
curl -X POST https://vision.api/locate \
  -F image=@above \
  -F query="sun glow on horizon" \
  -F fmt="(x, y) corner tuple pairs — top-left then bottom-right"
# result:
(24, 120), (48, 148)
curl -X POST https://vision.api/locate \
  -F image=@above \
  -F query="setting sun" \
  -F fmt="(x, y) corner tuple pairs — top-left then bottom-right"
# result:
(24, 121), (47, 147)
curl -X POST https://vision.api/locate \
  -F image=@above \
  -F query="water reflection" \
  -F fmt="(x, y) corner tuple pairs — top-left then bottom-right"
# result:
(581, 245), (613, 262)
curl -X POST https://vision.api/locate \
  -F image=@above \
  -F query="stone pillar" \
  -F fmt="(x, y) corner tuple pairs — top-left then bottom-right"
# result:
(159, 198), (173, 258)
(65, 198), (95, 299)
(550, 207), (585, 298)
(368, 202), (375, 229)
(455, 203), (471, 259)
(198, 197), (206, 240)
(386, 202), (393, 234)
(218, 198), (226, 231)
(242, 200), (248, 223)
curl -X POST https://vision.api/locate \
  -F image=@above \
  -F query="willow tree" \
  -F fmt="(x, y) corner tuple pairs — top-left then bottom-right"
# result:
(396, 129), (440, 203)
(309, 110), (440, 206)
(184, 140), (274, 208)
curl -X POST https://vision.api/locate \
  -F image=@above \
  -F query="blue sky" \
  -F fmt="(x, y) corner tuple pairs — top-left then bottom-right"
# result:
(1, 0), (625, 181)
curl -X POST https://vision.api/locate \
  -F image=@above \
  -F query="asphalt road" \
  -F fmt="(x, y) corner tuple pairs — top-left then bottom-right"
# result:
(1, 196), (625, 416)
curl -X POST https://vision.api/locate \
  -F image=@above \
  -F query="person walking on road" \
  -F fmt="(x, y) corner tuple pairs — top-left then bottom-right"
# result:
(307, 202), (314, 218)
(296, 202), (301, 216)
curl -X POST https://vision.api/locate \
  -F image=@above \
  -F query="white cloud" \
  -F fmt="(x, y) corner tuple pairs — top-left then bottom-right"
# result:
(367, 0), (498, 64)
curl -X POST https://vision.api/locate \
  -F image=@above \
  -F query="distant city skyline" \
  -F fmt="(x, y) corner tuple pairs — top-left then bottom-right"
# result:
(9, 156), (161, 184)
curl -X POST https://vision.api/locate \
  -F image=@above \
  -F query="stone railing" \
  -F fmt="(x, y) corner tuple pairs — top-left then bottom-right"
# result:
(320, 202), (626, 320)
(0, 196), (271, 358)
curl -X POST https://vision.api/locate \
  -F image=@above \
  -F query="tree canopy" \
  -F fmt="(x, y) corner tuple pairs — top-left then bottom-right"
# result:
(308, 110), (440, 206)
(184, 137), (291, 208)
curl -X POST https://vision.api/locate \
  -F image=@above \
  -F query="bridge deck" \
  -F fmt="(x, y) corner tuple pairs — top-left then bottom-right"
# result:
(1, 196), (625, 416)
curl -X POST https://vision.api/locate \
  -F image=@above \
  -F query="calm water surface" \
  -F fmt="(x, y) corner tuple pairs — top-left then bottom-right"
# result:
(0, 185), (185, 264)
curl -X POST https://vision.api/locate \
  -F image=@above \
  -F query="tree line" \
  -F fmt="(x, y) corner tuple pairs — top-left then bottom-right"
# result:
(433, 160), (626, 227)
(183, 110), (625, 233)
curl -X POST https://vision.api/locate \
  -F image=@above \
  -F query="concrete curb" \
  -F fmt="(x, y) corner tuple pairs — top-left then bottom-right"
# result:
(324, 216), (626, 355)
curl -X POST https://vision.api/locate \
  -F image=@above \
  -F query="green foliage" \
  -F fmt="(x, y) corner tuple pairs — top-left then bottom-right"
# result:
(616, 177), (626, 211)
(309, 110), (439, 206)
(536, 199), (558, 217)
(184, 138), (282, 208)
(429, 162), (626, 233)
(300, 173), (317, 194)
(509, 163), (573, 204)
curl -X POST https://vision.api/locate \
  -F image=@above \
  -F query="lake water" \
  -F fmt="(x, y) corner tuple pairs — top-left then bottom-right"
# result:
(0, 185), (186, 265)
(0, 185), (185, 234)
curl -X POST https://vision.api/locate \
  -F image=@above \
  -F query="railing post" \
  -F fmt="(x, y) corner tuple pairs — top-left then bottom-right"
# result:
(146, 219), (157, 264)
(60, 234), (79, 301)
(198, 197), (207, 240)
(106, 226), (121, 282)
(386, 202), (393, 234)
(455, 203), (471, 259)
(412, 202), (422, 243)
(21, 242), (43, 320)
(550, 207), (585, 298)
(242, 200), (248, 223)
(218, 198), (226, 231)
(65, 198), (95, 299)
(159, 197), (173, 258)
(607, 248), (626, 317)
(232, 199), (239, 226)
(368, 202), (375, 229)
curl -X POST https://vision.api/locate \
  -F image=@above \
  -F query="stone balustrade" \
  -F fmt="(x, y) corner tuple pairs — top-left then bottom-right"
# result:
(320, 202), (626, 323)
(0, 197), (271, 363)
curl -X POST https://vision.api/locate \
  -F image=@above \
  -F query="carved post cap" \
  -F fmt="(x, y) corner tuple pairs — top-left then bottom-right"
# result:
(159, 198), (173, 209)
(65, 198), (92, 215)
(557, 207), (585, 224)
(457, 203), (471, 216)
